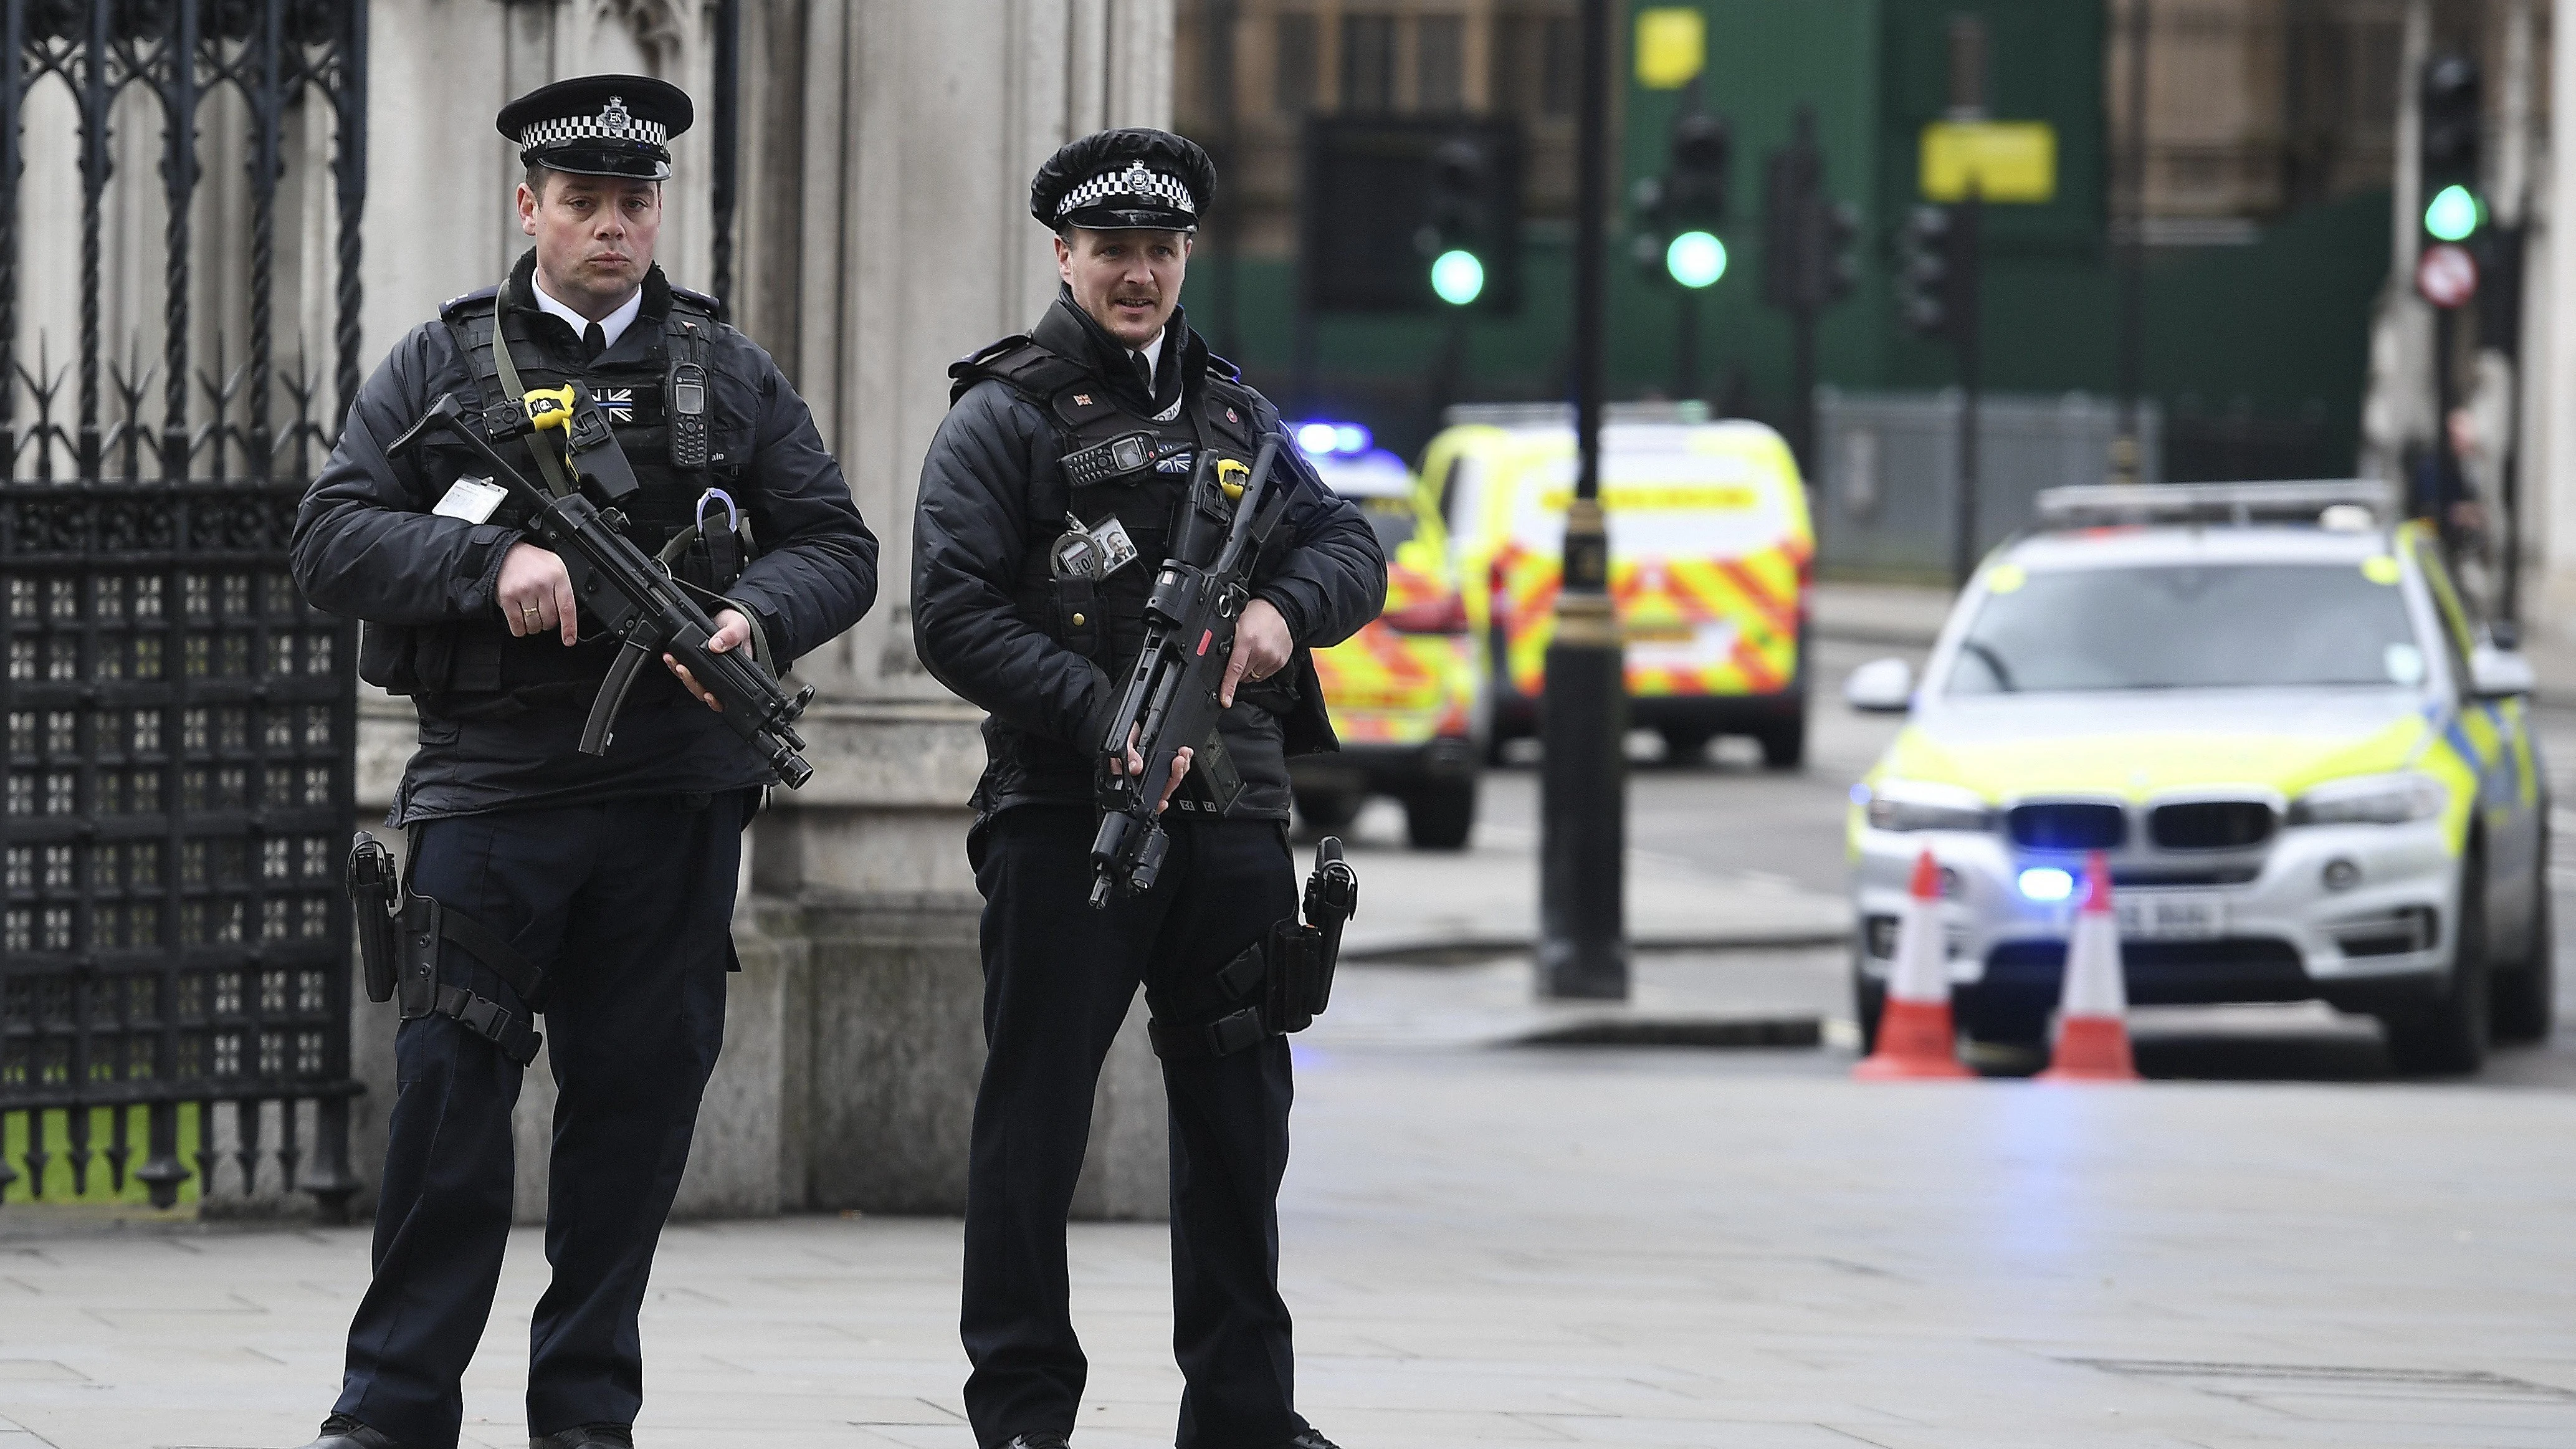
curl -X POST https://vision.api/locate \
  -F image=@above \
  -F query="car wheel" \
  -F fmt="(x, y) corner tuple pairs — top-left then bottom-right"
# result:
(1294, 787), (1362, 834)
(2492, 882), (2555, 1045)
(1659, 725), (1712, 766)
(1757, 716), (1807, 770)
(2382, 849), (2493, 1074)
(1403, 775), (1477, 851)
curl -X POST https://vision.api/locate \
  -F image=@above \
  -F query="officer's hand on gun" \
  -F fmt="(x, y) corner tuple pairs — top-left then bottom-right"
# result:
(1218, 596), (1292, 708)
(498, 539), (751, 715)
(1112, 724), (1193, 813)
(499, 541), (580, 646)
(664, 611), (754, 712)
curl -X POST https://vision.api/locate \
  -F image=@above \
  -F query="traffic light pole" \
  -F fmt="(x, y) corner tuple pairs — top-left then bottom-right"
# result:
(2432, 303), (2462, 559)
(1676, 287), (1701, 401)
(1788, 306), (1817, 473)
(2111, 0), (2148, 484)
(1760, 107), (1853, 481)
(1949, 191), (1983, 590)
(1431, 307), (1472, 431)
(1539, 0), (1628, 1001)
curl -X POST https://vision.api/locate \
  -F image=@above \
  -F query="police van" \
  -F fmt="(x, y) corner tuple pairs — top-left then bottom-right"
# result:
(1289, 423), (1482, 848)
(1426, 406), (1815, 766)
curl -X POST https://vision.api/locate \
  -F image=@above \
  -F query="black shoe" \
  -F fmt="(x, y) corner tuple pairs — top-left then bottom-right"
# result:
(1271, 1433), (1342, 1449)
(1001, 1436), (1070, 1449)
(294, 1417), (411, 1449)
(532, 1428), (634, 1449)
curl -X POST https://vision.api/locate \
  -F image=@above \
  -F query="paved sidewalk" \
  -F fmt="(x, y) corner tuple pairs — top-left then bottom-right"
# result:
(1306, 820), (1849, 964)
(3, 1036), (2573, 1448)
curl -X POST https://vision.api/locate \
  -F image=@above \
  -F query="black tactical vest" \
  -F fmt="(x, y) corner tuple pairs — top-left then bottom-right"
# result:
(949, 318), (1336, 781)
(361, 273), (725, 711)
(951, 332), (1269, 672)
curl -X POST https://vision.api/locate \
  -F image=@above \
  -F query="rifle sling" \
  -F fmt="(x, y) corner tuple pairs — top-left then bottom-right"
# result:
(489, 285), (579, 500)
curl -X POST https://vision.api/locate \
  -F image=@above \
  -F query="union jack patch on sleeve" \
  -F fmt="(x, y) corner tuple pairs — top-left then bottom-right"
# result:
(598, 387), (635, 423)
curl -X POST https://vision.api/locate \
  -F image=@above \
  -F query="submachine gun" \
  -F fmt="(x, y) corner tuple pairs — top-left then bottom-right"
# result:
(388, 390), (816, 788)
(1087, 439), (1296, 908)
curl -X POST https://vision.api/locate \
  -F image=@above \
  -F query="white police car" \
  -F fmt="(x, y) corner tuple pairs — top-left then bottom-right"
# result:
(1844, 482), (2550, 1074)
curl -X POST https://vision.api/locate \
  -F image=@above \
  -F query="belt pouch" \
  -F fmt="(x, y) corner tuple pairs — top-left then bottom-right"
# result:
(1054, 573), (1102, 658)
(1262, 920), (1322, 1036)
(682, 522), (745, 593)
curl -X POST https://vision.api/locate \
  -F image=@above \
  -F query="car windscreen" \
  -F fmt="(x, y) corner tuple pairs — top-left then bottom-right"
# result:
(1358, 496), (1418, 553)
(1945, 562), (2423, 694)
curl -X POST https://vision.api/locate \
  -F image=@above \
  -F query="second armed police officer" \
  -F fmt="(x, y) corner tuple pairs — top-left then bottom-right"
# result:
(285, 75), (876, 1449)
(914, 128), (1386, 1449)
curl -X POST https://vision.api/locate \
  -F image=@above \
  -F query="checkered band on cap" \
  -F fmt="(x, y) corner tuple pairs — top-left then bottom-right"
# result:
(1054, 161), (1197, 219)
(518, 97), (669, 153)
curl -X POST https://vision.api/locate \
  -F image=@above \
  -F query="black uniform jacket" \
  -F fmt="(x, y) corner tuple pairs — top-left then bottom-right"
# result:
(912, 297), (1385, 824)
(292, 257), (878, 825)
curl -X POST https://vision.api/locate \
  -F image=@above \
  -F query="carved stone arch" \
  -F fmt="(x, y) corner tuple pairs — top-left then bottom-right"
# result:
(595, 0), (690, 72)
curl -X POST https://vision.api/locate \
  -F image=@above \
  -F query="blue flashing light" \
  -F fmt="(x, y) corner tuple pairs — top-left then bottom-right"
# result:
(1848, 783), (1871, 806)
(2017, 867), (2074, 902)
(1293, 421), (1376, 459)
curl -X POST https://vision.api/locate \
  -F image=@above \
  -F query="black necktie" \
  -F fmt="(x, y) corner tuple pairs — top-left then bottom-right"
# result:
(583, 322), (607, 362)
(1133, 351), (1153, 398)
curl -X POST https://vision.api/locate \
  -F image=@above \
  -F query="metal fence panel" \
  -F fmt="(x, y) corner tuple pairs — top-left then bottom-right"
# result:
(2, 0), (366, 1219)
(1814, 388), (2163, 578)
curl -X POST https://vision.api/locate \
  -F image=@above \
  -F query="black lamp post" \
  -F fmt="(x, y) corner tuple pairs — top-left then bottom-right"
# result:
(1538, 0), (1629, 1000)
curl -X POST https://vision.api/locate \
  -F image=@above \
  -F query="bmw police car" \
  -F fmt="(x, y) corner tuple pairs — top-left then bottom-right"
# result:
(1845, 482), (2552, 1074)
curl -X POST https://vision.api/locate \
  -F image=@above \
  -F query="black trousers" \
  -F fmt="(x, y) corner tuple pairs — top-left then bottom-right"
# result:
(333, 793), (745, 1448)
(961, 806), (1310, 1449)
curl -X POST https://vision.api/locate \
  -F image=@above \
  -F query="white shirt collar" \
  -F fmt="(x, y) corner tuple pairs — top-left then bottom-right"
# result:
(530, 274), (644, 353)
(1132, 320), (1181, 391)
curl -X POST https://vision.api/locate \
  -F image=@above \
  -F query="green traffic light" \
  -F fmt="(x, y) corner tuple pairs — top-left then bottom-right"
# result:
(2425, 184), (2481, 242)
(1666, 230), (1726, 289)
(1430, 249), (1486, 306)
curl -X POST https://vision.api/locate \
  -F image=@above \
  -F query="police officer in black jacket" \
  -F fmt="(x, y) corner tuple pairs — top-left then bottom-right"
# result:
(284, 76), (875, 1449)
(914, 128), (1385, 1449)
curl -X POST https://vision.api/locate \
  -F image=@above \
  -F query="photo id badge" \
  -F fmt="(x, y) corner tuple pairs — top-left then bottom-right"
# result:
(1087, 514), (1140, 576)
(432, 476), (507, 524)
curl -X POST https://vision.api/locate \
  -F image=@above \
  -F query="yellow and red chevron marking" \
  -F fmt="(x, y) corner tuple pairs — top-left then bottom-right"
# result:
(1496, 538), (1806, 699)
(1313, 554), (1477, 747)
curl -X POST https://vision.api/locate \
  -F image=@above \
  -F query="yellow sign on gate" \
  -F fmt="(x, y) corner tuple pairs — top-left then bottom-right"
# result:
(1634, 8), (1705, 89)
(1919, 121), (2058, 203)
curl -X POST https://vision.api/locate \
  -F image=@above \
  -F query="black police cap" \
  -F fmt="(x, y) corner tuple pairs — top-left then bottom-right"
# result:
(498, 74), (693, 182)
(1030, 128), (1216, 233)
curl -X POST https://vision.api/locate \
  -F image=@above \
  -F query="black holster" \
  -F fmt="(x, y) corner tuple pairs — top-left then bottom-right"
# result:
(1148, 836), (1361, 1059)
(343, 830), (551, 1068)
(347, 833), (401, 1003)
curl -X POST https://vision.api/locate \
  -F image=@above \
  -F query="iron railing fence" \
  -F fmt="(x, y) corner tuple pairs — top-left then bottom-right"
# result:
(1, 0), (365, 1219)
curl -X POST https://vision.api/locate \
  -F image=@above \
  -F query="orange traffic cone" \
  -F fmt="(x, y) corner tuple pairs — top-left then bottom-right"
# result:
(1854, 849), (1974, 1080)
(2038, 851), (2140, 1083)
